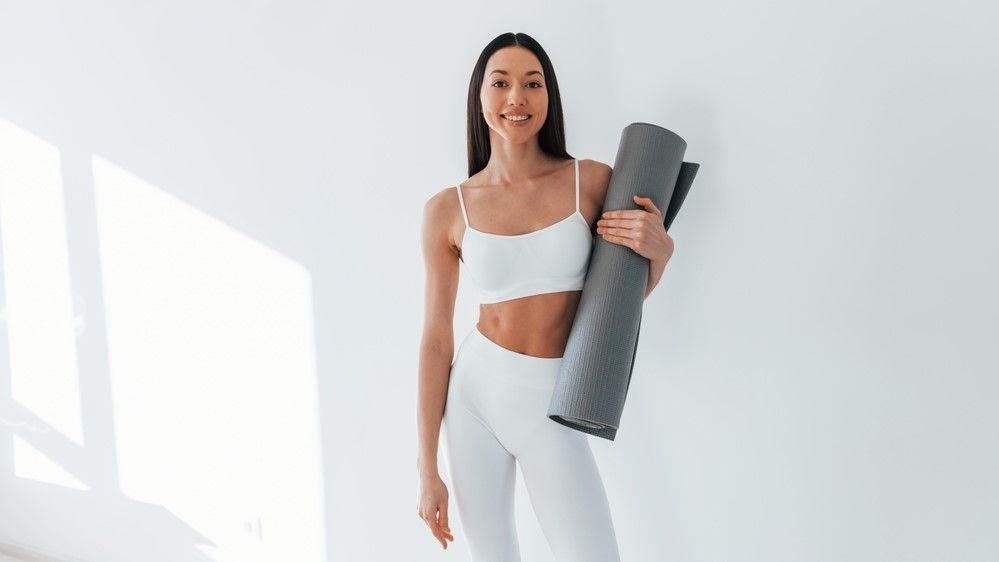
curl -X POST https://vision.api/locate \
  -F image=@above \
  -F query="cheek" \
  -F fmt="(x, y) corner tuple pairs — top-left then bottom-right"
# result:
(533, 98), (548, 119)
(481, 90), (501, 110)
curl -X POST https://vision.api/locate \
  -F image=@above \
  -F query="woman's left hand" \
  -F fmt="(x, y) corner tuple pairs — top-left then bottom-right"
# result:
(595, 195), (674, 264)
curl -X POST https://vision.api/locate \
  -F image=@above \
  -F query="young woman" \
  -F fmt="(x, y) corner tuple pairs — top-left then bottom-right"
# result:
(416, 32), (674, 561)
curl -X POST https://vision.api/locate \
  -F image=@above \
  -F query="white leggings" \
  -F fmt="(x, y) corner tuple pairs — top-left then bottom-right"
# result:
(442, 325), (620, 562)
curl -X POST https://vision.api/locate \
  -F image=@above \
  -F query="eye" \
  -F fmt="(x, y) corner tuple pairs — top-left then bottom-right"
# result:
(491, 80), (544, 88)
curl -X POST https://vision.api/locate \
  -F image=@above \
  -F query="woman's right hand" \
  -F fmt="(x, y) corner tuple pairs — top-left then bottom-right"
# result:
(417, 473), (455, 550)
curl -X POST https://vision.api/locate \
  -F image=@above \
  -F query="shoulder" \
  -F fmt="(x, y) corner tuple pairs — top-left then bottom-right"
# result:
(579, 158), (612, 182)
(578, 158), (613, 200)
(574, 159), (613, 226)
(424, 185), (459, 217)
(422, 185), (462, 247)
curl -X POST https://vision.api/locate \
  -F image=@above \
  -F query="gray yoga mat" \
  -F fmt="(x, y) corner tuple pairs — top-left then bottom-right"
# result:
(548, 122), (699, 440)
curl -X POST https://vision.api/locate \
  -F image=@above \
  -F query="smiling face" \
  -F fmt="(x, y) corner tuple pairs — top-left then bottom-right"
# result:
(480, 46), (549, 144)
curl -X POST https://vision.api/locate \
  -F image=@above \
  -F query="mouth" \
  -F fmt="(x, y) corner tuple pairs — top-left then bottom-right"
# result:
(502, 114), (533, 122)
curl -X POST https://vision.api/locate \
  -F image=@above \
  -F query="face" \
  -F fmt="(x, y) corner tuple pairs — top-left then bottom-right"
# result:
(480, 46), (549, 143)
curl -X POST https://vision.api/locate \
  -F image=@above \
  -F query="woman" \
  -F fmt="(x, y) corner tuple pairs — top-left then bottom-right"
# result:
(416, 32), (674, 561)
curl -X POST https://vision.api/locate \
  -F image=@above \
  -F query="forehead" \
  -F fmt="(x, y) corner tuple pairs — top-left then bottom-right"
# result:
(485, 47), (544, 76)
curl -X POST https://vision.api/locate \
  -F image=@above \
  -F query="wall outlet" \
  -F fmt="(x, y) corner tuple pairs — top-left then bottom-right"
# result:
(240, 512), (263, 541)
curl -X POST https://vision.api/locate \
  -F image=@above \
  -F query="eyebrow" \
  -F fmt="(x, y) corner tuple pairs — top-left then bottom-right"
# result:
(489, 69), (543, 77)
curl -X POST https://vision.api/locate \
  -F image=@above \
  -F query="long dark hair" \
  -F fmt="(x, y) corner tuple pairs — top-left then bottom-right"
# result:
(466, 33), (574, 177)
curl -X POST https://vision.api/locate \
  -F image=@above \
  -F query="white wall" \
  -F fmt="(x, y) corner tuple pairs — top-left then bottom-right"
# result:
(1, 1), (996, 561)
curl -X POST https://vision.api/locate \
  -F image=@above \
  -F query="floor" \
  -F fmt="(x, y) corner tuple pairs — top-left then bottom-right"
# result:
(0, 545), (68, 562)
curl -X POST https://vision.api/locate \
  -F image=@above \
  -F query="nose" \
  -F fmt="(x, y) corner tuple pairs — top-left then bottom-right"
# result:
(506, 83), (528, 105)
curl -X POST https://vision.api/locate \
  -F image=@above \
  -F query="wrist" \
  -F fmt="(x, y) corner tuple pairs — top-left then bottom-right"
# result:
(417, 458), (438, 477)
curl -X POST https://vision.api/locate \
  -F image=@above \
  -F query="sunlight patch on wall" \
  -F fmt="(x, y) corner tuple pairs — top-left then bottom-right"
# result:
(12, 434), (88, 490)
(92, 155), (326, 561)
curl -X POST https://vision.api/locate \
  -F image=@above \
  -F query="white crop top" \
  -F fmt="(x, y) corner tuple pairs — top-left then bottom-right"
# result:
(456, 158), (593, 304)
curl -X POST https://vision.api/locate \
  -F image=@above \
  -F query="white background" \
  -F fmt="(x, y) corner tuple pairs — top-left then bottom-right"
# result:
(1, 1), (997, 561)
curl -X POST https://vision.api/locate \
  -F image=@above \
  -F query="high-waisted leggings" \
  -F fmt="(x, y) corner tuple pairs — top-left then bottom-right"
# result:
(442, 325), (620, 562)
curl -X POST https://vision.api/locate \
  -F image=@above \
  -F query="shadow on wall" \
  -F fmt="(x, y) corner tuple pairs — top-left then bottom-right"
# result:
(0, 480), (213, 561)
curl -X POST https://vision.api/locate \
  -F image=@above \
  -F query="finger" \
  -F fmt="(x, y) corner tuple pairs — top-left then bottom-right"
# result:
(439, 506), (451, 535)
(423, 514), (444, 537)
(633, 194), (662, 216)
(600, 231), (634, 248)
(426, 519), (447, 549)
(597, 225), (639, 239)
(596, 217), (640, 228)
(435, 519), (453, 541)
(435, 522), (452, 548)
(601, 209), (644, 219)
(432, 508), (453, 543)
(437, 513), (454, 541)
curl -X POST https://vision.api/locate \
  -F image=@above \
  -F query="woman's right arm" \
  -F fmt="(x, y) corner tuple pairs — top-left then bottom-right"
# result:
(415, 188), (459, 549)
(416, 187), (460, 478)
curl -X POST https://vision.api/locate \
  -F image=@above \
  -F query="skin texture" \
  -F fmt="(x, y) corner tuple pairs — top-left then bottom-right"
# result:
(416, 45), (674, 551)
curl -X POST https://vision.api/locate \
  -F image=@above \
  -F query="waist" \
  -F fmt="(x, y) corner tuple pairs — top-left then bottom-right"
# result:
(474, 294), (579, 358)
(455, 326), (564, 389)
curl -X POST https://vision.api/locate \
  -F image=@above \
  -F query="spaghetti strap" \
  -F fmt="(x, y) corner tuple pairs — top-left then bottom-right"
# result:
(455, 183), (470, 227)
(574, 158), (580, 213)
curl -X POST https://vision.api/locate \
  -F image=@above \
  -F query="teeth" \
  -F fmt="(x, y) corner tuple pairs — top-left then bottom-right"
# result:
(504, 114), (530, 121)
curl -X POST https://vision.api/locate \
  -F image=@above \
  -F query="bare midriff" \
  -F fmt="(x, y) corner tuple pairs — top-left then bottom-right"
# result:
(476, 290), (583, 358)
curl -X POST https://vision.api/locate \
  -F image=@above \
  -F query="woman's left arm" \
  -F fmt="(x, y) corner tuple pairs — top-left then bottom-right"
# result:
(594, 194), (675, 300)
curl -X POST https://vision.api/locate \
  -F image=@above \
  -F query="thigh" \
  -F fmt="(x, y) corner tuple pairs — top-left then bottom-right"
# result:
(518, 424), (621, 562)
(442, 352), (521, 561)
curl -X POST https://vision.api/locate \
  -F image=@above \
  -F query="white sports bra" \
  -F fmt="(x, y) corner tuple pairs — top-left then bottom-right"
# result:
(456, 158), (593, 304)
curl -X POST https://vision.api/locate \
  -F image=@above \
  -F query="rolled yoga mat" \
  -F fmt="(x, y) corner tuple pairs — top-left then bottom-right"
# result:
(548, 122), (699, 440)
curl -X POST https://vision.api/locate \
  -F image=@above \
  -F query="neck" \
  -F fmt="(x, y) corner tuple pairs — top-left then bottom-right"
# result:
(482, 136), (563, 186)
